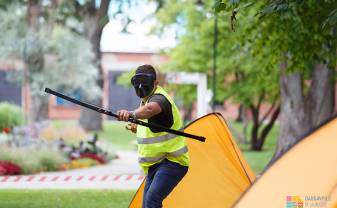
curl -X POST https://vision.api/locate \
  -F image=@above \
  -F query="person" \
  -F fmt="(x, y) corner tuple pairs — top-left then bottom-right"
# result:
(117, 64), (189, 208)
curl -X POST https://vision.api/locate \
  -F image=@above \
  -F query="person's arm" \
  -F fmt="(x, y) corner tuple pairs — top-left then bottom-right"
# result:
(117, 102), (162, 121)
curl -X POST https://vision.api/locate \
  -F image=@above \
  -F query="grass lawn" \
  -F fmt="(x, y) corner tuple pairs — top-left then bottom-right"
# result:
(94, 121), (136, 150)
(0, 190), (135, 208)
(228, 120), (279, 174)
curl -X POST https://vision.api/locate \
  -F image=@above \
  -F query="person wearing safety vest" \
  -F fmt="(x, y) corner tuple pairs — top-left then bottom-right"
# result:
(117, 64), (189, 208)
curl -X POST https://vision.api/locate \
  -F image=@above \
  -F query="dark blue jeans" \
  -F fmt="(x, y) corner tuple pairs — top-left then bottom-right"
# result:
(142, 159), (188, 208)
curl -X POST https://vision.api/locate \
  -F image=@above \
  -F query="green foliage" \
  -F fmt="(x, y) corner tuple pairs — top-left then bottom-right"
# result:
(0, 3), (101, 119)
(214, 0), (337, 73)
(152, 0), (279, 108)
(116, 70), (134, 88)
(0, 102), (24, 130)
(0, 145), (69, 174)
(152, 0), (337, 109)
(44, 25), (101, 99)
(214, 1), (226, 13)
(322, 8), (337, 28)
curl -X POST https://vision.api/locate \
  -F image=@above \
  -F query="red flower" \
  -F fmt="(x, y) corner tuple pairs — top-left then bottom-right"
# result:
(2, 127), (11, 134)
(0, 166), (6, 175)
(0, 161), (22, 175)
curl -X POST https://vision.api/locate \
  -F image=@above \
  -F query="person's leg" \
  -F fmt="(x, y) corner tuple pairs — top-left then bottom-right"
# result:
(142, 177), (151, 208)
(144, 160), (188, 208)
(142, 163), (160, 208)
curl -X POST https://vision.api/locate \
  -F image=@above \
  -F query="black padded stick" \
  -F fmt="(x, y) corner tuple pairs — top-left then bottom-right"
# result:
(45, 88), (206, 142)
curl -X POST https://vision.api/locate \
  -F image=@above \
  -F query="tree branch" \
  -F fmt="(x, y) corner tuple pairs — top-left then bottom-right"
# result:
(258, 105), (280, 149)
(259, 99), (277, 126)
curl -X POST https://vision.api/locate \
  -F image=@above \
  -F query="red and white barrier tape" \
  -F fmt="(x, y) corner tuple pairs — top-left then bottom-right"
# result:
(0, 175), (145, 183)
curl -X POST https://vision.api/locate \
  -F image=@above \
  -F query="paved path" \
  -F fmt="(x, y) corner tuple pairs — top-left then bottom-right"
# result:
(0, 150), (144, 190)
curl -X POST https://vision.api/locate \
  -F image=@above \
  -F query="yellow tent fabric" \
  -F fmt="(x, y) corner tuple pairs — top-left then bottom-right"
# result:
(234, 116), (337, 208)
(129, 113), (255, 208)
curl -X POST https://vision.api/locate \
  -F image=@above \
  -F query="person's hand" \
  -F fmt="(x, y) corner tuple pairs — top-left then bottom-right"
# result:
(125, 123), (137, 133)
(117, 110), (131, 121)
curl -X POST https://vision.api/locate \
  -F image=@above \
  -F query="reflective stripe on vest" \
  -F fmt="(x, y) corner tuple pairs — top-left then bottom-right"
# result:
(138, 146), (188, 163)
(137, 128), (184, 144)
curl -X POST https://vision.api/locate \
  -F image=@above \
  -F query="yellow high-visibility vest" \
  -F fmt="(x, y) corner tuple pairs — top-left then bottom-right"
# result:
(136, 86), (189, 173)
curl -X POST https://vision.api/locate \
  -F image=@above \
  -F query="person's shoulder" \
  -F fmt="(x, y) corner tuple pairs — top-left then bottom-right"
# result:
(148, 94), (167, 103)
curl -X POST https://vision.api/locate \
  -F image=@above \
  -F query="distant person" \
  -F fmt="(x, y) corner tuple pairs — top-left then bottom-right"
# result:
(117, 64), (189, 208)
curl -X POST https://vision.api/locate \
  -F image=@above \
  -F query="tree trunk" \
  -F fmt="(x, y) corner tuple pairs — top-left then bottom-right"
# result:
(274, 62), (335, 158)
(257, 105), (280, 150)
(275, 62), (308, 157)
(242, 107), (249, 144)
(250, 105), (260, 151)
(78, 0), (110, 131)
(31, 95), (49, 122)
(235, 105), (244, 122)
(306, 64), (334, 126)
(27, 0), (40, 31)
(26, 0), (46, 123)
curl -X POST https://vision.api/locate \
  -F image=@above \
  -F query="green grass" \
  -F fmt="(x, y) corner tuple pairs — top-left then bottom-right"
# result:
(0, 190), (135, 208)
(228, 120), (279, 174)
(94, 121), (137, 150)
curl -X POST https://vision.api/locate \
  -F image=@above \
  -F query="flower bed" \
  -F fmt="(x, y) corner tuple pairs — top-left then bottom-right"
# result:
(0, 145), (69, 175)
(0, 119), (117, 174)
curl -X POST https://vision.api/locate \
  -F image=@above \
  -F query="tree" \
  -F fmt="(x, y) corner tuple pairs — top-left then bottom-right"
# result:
(70, 0), (111, 131)
(0, 3), (100, 122)
(151, 0), (280, 150)
(55, 0), (132, 131)
(215, 0), (337, 155)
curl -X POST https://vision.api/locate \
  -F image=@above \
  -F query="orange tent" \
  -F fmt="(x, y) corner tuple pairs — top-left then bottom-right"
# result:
(129, 113), (255, 208)
(233, 116), (337, 208)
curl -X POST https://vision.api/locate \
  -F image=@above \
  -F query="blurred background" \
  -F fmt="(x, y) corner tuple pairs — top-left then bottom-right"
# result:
(0, 0), (336, 207)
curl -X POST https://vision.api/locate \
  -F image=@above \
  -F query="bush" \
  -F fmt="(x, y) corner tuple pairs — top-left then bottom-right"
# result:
(39, 125), (87, 143)
(0, 102), (24, 130)
(36, 147), (70, 172)
(0, 145), (69, 174)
